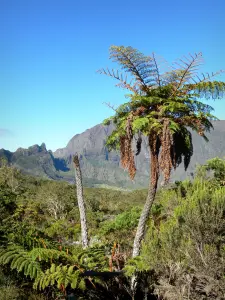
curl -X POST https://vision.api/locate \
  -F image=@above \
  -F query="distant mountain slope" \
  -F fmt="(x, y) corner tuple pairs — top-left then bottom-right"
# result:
(54, 120), (225, 182)
(0, 143), (69, 180)
(1, 121), (225, 188)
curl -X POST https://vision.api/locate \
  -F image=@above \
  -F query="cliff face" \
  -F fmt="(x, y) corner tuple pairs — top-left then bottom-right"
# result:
(54, 120), (225, 178)
(1, 121), (225, 188)
(0, 143), (63, 180)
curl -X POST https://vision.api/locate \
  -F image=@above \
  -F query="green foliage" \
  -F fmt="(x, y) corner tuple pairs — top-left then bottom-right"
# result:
(99, 46), (224, 183)
(0, 167), (142, 297)
(75, 244), (109, 271)
(187, 80), (225, 99)
(34, 263), (83, 291)
(0, 243), (110, 295)
(0, 246), (42, 279)
(196, 157), (225, 186)
(125, 178), (225, 299)
(1, 163), (225, 298)
(100, 207), (141, 234)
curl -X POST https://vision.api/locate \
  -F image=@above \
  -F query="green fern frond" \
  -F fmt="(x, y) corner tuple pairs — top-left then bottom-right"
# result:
(0, 246), (42, 279)
(71, 275), (78, 289)
(109, 45), (156, 89)
(68, 265), (74, 275)
(76, 245), (108, 271)
(0, 247), (23, 263)
(30, 247), (68, 262)
(34, 264), (84, 291)
(50, 263), (56, 273)
(186, 81), (225, 99)
(17, 257), (28, 272)
(77, 276), (86, 290)
(11, 255), (27, 270)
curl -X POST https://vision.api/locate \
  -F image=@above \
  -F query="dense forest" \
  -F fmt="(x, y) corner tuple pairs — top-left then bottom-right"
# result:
(0, 157), (224, 299)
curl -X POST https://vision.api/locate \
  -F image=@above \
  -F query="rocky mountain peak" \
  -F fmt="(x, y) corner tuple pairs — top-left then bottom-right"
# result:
(28, 143), (47, 155)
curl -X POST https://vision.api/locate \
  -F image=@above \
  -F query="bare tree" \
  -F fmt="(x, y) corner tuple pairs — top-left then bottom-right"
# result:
(73, 154), (89, 248)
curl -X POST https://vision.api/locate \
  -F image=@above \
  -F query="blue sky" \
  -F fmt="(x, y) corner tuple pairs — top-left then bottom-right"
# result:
(1, 0), (225, 152)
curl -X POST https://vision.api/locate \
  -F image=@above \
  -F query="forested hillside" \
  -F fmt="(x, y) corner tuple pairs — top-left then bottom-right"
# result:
(0, 158), (224, 299)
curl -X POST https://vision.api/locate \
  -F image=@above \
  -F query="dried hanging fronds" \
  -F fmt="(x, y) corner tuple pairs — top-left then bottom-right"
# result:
(135, 131), (142, 156)
(133, 106), (146, 116)
(120, 114), (136, 180)
(159, 119), (174, 184)
(194, 119), (205, 136)
(120, 135), (128, 169)
(149, 133), (160, 187)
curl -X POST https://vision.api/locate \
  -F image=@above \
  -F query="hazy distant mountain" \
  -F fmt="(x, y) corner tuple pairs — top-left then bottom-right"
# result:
(1, 121), (225, 189)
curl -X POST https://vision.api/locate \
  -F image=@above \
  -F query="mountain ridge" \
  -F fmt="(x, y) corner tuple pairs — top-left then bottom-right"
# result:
(1, 121), (225, 188)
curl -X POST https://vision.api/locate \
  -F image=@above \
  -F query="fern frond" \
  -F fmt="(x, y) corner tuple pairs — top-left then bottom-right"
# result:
(172, 52), (203, 94)
(191, 70), (224, 84)
(18, 257), (28, 272)
(0, 246), (25, 264)
(97, 68), (137, 93)
(68, 265), (74, 275)
(151, 52), (162, 87)
(50, 263), (56, 273)
(0, 249), (21, 264)
(186, 81), (225, 99)
(11, 255), (26, 270)
(30, 247), (68, 262)
(76, 245), (108, 271)
(34, 264), (83, 291)
(109, 46), (157, 90)
(0, 246), (42, 279)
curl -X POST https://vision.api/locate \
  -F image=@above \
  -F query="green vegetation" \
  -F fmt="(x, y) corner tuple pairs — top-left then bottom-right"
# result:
(0, 46), (224, 299)
(99, 46), (225, 263)
(0, 157), (224, 299)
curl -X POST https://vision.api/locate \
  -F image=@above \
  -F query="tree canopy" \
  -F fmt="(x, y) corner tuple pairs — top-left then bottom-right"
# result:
(99, 46), (225, 183)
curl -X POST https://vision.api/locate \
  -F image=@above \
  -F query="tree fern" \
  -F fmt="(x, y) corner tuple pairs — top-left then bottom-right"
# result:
(99, 45), (225, 262)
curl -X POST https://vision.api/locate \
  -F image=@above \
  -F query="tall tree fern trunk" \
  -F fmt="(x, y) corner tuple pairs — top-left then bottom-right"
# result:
(131, 182), (157, 298)
(132, 135), (159, 257)
(73, 154), (89, 249)
(131, 135), (159, 297)
(132, 183), (157, 257)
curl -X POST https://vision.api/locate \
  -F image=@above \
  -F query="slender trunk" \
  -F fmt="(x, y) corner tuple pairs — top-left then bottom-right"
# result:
(132, 183), (157, 257)
(132, 134), (159, 258)
(131, 181), (157, 298)
(73, 154), (89, 249)
(131, 135), (159, 297)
